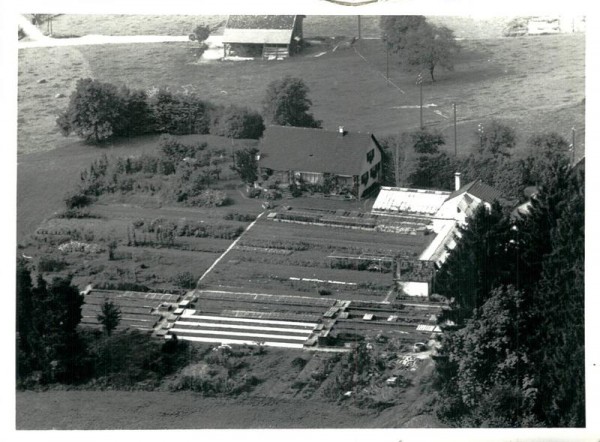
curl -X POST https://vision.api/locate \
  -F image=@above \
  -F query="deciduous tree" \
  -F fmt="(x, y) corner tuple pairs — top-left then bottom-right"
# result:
(57, 78), (124, 143)
(384, 19), (461, 82)
(231, 147), (259, 185)
(262, 76), (321, 128)
(380, 16), (427, 52)
(475, 120), (517, 156)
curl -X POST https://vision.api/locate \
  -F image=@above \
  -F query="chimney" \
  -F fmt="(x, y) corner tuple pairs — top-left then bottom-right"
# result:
(338, 126), (346, 136)
(454, 172), (461, 191)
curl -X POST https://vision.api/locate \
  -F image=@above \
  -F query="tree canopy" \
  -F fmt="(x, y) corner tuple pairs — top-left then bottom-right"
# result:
(262, 76), (322, 128)
(380, 16), (427, 52)
(433, 157), (585, 427)
(97, 300), (122, 336)
(17, 263), (87, 384)
(58, 78), (264, 143)
(231, 147), (259, 185)
(381, 17), (461, 81)
(57, 78), (124, 143)
(476, 120), (517, 156)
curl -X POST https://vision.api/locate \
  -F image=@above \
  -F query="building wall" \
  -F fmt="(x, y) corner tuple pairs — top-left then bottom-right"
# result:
(358, 137), (382, 197)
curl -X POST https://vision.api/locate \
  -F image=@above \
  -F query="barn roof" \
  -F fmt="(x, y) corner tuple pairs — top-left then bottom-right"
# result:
(223, 15), (298, 44)
(448, 180), (504, 203)
(259, 125), (379, 176)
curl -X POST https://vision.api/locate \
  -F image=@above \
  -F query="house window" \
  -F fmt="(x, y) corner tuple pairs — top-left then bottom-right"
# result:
(299, 172), (323, 184)
(366, 149), (375, 163)
(361, 172), (369, 186)
(370, 164), (379, 179)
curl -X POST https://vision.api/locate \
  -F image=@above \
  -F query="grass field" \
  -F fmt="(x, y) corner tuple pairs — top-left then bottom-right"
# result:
(44, 14), (514, 40)
(18, 30), (584, 156)
(16, 346), (442, 429)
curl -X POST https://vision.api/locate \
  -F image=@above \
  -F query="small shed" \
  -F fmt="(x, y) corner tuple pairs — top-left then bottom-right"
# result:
(222, 15), (304, 59)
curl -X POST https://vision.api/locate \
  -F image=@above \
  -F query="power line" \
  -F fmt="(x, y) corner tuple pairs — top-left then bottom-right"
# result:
(352, 46), (406, 94)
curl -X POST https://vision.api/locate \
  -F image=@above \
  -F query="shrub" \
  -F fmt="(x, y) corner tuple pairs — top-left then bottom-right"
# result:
(94, 282), (151, 292)
(291, 357), (308, 370)
(247, 188), (261, 198)
(210, 105), (265, 139)
(223, 212), (257, 222)
(38, 256), (68, 272)
(64, 190), (93, 209)
(186, 190), (232, 207)
(318, 288), (332, 296)
(172, 271), (197, 290)
(56, 208), (99, 219)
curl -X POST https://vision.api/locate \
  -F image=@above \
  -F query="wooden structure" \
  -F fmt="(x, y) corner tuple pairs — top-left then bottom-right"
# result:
(222, 15), (304, 59)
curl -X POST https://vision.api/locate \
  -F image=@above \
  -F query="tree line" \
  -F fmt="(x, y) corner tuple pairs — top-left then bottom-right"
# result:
(57, 75), (321, 144)
(16, 259), (193, 388)
(379, 121), (572, 202)
(431, 154), (584, 427)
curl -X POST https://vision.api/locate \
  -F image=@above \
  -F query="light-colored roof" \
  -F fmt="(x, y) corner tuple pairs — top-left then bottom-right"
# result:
(223, 29), (294, 44)
(372, 187), (451, 216)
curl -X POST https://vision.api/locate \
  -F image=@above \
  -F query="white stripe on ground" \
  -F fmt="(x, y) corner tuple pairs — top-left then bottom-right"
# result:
(169, 328), (308, 341)
(169, 335), (305, 349)
(353, 46), (406, 94)
(19, 34), (190, 49)
(180, 314), (317, 328)
(174, 321), (313, 334)
(382, 288), (396, 304)
(196, 211), (265, 284)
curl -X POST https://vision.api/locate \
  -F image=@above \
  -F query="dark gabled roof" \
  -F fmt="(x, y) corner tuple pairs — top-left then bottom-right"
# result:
(223, 15), (298, 44)
(259, 125), (379, 176)
(226, 15), (297, 30)
(448, 179), (504, 203)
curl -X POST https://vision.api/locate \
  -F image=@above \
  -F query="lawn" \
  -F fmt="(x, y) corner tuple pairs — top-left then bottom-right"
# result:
(44, 14), (514, 40)
(21, 33), (582, 155)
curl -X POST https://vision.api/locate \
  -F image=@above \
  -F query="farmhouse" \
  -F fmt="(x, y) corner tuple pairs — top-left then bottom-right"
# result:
(258, 125), (384, 199)
(222, 15), (304, 59)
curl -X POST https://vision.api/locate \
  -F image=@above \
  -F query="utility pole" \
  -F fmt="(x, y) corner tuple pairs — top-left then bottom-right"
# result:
(386, 48), (389, 86)
(417, 72), (423, 129)
(571, 127), (576, 165)
(395, 140), (399, 187)
(453, 103), (457, 157)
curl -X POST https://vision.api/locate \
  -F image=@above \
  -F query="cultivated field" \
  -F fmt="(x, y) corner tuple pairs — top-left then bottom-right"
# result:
(17, 134), (258, 242)
(201, 216), (431, 300)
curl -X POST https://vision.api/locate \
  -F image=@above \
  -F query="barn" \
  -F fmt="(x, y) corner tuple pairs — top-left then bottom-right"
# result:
(258, 125), (384, 200)
(222, 15), (305, 59)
